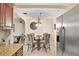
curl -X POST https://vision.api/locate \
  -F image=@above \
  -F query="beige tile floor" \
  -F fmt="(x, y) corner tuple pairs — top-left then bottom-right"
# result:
(23, 45), (56, 56)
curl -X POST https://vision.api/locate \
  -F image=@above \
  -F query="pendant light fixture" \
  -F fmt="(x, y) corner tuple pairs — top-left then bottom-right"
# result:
(36, 12), (42, 27)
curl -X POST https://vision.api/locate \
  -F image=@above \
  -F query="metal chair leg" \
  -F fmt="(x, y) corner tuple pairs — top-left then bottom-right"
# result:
(43, 45), (47, 52)
(27, 45), (29, 51)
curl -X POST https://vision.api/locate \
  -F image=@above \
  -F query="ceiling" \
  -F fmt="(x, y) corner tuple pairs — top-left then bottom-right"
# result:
(14, 3), (76, 9)
(14, 3), (77, 18)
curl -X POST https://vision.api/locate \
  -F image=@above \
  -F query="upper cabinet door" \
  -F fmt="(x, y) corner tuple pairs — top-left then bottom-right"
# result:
(0, 3), (13, 30)
(5, 4), (13, 27)
(0, 4), (2, 27)
(0, 4), (3, 27)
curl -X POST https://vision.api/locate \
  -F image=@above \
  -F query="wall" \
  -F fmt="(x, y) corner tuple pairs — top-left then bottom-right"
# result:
(13, 14), (25, 36)
(57, 4), (79, 56)
(0, 30), (10, 45)
(14, 23), (25, 36)
(0, 30), (5, 41)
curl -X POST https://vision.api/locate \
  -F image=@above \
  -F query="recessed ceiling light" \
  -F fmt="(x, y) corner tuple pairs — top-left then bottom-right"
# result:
(23, 12), (28, 14)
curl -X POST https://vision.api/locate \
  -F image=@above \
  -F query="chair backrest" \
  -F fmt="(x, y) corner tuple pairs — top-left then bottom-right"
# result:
(27, 34), (33, 44)
(43, 33), (50, 45)
(31, 33), (35, 40)
(27, 33), (35, 44)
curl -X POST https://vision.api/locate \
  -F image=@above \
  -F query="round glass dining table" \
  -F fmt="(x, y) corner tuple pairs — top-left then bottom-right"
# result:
(34, 35), (43, 50)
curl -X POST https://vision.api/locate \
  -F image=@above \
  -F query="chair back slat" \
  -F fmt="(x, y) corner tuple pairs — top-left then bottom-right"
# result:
(43, 33), (50, 45)
(46, 34), (50, 44)
(27, 34), (34, 45)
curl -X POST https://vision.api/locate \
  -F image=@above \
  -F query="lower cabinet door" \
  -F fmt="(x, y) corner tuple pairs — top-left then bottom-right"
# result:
(12, 46), (23, 56)
(16, 47), (23, 56)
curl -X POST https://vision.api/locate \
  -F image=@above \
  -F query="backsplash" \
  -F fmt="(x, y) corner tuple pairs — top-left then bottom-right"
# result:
(0, 30), (10, 45)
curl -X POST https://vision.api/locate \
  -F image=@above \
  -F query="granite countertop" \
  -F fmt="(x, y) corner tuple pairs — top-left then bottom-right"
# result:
(0, 44), (23, 56)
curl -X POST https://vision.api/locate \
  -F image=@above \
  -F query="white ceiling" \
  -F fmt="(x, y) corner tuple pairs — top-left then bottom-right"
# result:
(14, 3), (77, 18)
(14, 3), (76, 9)
(15, 8), (65, 18)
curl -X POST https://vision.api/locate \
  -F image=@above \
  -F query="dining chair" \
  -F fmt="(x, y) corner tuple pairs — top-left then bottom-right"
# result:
(27, 33), (37, 52)
(42, 33), (50, 52)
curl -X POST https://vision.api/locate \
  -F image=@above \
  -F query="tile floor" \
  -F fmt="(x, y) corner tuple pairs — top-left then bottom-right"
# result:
(23, 45), (56, 56)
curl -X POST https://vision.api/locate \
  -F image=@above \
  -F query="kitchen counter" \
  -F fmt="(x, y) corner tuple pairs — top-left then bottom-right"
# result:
(0, 44), (23, 56)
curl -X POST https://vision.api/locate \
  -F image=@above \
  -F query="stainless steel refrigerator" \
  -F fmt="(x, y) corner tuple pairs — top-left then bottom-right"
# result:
(57, 4), (79, 56)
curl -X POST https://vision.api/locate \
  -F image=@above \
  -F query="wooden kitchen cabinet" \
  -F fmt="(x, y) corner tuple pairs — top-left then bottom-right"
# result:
(0, 4), (3, 29)
(0, 3), (13, 30)
(12, 45), (23, 56)
(16, 46), (23, 56)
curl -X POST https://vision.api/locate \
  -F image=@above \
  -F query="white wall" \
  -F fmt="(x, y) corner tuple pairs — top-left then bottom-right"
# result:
(0, 30), (5, 41)
(14, 23), (24, 36)
(13, 14), (25, 36)
(0, 30), (11, 45)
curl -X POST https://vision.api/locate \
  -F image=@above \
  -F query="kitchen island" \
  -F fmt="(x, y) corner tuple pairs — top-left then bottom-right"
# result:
(0, 44), (23, 56)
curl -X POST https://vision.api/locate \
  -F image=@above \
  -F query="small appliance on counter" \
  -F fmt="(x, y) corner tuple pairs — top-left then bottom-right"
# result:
(1, 38), (6, 45)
